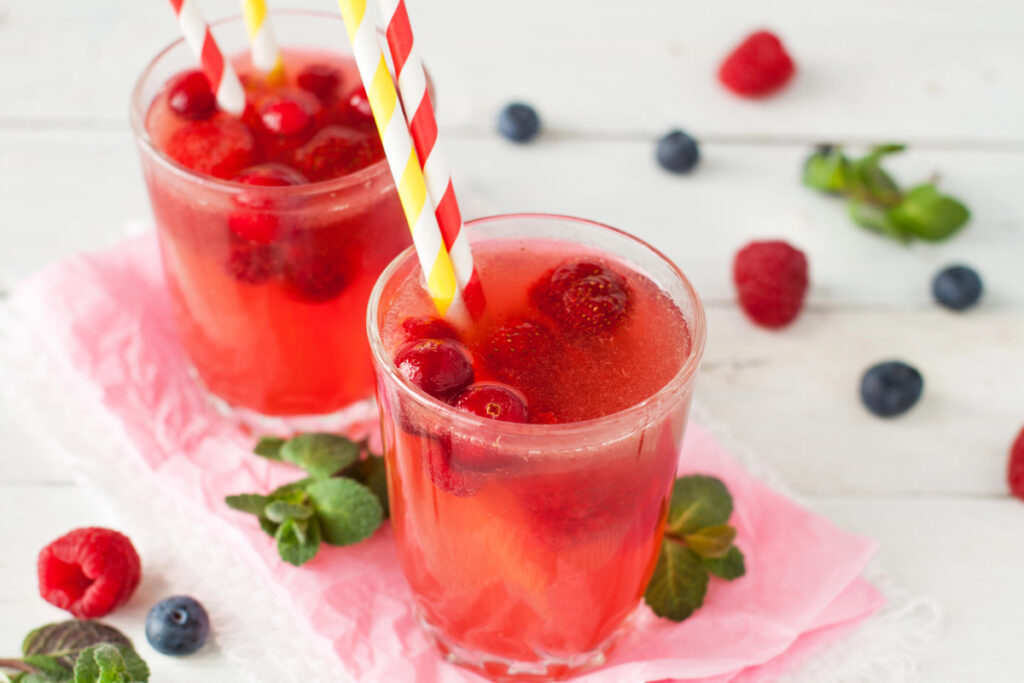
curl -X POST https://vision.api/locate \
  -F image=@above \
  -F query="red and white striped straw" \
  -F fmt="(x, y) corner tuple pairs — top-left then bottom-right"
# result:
(166, 0), (247, 116)
(378, 0), (485, 318)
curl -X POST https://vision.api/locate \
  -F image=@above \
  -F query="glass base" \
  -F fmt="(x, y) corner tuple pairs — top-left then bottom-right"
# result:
(416, 608), (628, 682)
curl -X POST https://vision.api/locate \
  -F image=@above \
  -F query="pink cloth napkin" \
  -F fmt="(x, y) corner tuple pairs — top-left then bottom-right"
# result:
(16, 235), (883, 682)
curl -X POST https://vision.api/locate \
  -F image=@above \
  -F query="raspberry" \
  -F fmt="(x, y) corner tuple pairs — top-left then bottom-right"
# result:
(401, 316), (461, 343)
(394, 338), (474, 400)
(530, 259), (631, 336)
(733, 240), (809, 328)
(167, 70), (216, 120)
(1008, 427), (1024, 501)
(484, 318), (559, 383)
(164, 115), (256, 179)
(292, 125), (385, 182)
(38, 527), (142, 619)
(226, 233), (281, 285)
(718, 30), (795, 97)
(281, 226), (353, 302)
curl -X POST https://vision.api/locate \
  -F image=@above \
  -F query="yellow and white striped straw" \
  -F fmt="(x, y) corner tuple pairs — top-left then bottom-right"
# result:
(240, 0), (284, 83)
(336, 0), (466, 322)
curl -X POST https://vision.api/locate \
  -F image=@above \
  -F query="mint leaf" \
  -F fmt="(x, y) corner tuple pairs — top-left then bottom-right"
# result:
(306, 478), (383, 546)
(224, 494), (268, 516)
(280, 434), (360, 479)
(684, 524), (737, 559)
(889, 184), (970, 242)
(643, 540), (708, 621)
(666, 475), (733, 536)
(802, 145), (849, 195)
(258, 517), (279, 537)
(268, 479), (312, 504)
(21, 621), (132, 674)
(847, 199), (910, 242)
(71, 644), (145, 683)
(350, 455), (389, 518)
(275, 518), (322, 567)
(264, 501), (314, 524)
(253, 437), (285, 460)
(848, 156), (901, 207)
(703, 546), (746, 580)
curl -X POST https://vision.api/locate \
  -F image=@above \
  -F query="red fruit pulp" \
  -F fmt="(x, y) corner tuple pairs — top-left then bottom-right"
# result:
(143, 49), (409, 415)
(377, 237), (693, 668)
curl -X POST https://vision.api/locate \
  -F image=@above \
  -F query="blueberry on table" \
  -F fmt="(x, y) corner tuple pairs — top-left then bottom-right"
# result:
(932, 265), (983, 311)
(498, 102), (540, 142)
(146, 596), (211, 656)
(860, 361), (924, 418)
(656, 130), (700, 174)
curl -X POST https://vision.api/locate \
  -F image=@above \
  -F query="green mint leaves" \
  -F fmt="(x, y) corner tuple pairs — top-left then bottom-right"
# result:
(0, 621), (149, 683)
(803, 144), (970, 243)
(226, 433), (387, 567)
(644, 475), (746, 622)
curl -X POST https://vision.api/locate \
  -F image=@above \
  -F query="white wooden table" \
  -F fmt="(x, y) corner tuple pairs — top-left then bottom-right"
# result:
(2, 0), (1023, 680)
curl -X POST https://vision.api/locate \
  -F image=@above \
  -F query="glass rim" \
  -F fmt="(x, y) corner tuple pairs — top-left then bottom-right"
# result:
(128, 9), (390, 196)
(366, 212), (707, 438)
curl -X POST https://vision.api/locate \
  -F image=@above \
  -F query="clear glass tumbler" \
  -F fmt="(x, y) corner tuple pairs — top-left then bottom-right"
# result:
(368, 214), (706, 680)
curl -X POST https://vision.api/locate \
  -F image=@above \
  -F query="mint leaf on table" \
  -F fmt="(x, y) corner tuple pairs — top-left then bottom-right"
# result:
(847, 199), (910, 242)
(665, 475), (733, 536)
(703, 546), (747, 581)
(225, 494), (269, 516)
(1, 622), (147, 683)
(306, 478), (383, 546)
(263, 500), (314, 524)
(72, 644), (147, 683)
(280, 434), (360, 479)
(348, 455), (390, 518)
(802, 145), (850, 195)
(644, 540), (708, 621)
(276, 518), (323, 567)
(683, 524), (737, 559)
(889, 184), (971, 242)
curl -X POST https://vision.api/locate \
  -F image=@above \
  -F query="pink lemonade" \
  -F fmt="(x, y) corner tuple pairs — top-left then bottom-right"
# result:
(370, 215), (705, 680)
(135, 39), (409, 416)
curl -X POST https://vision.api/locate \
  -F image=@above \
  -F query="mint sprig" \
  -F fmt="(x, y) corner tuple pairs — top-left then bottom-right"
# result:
(803, 144), (970, 243)
(226, 433), (387, 567)
(0, 621), (148, 683)
(644, 475), (746, 622)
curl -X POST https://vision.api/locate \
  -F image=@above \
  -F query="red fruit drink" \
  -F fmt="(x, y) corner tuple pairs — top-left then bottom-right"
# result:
(131, 13), (410, 418)
(369, 215), (706, 680)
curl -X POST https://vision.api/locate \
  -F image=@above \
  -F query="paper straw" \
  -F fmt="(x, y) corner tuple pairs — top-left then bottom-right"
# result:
(378, 0), (485, 318)
(167, 0), (246, 116)
(335, 0), (466, 322)
(240, 0), (285, 83)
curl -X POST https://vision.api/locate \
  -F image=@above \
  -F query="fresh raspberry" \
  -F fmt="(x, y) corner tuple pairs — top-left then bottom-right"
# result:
(258, 90), (320, 138)
(718, 30), (795, 97)
(281, 226), (353, 302)
(484, 318), (559, 383)
(165, 115), (256, 179)
(530, 259), (631, 336)
(401, 316), (461, 343)
(454, 382), (529, 423)
(167, 70), (216, 120)
(1009, 427), (1024, 501)
(225, 232), (281, 285)
(297, 64), (343, 102)
(292, 125), (385, 182)
(394, 338), (474, 400)
(733, 240), (809, 328)
(38, 527), (141, 619)
(228, 164), (308, 244)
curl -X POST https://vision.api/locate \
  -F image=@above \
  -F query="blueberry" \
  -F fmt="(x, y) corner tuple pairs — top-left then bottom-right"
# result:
(656, 130), (700, 174)
(860, 361), (924, 418)
(497, 103), (540, 143)
(932, 265), (983, 311)
(146, 596), (210, 656)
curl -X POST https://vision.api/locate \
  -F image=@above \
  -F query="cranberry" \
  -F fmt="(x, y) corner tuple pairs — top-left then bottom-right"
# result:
(531, 259), (631, 336)
(454, 383), (528, 423)
(228, 164), (308, 244)
(258, 91), (319, 138)
(401, 316), (460, 343)
(297, 64), (342, 102)
(164, 115), (256, 179)
(484, 318), (559, 383)
(168, 70), (216, 120)
(292, 125), (385, 182)
(394, 338), (474, 400)
(345, 89), (374, 124)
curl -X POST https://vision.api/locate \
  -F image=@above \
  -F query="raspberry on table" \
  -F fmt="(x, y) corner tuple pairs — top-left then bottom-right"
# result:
(37, 527), (142, 619)
(1008, 427), (1024, 501)
(718, 30), (796, 97)
(733, 240), (809, 328)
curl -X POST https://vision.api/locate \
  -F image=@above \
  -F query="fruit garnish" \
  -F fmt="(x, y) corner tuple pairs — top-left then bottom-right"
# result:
(932, 265), (983, 311)
(497, 102), (541, 143)
(644, 475), (746, 621)
(281, 227), (352, 302)
(37, 527), (141, 620)
(803, 144), (971, 243)
(454, 382), (528, 423)
(145, 596), (210, 656)
(425, 435), (482, 497)
(656, 129), (701, 174)
(0, 620), (150, 682)
(718, 30), (795, 97)
(297, 63), (343, 102)
(257, 90), (320, 138)
(343, 88), (374, 126)
(226, 433), (386, 567)
(401, 315), (461, 343)
(164, 115), (256, 179)
(531, 259), (632, 336)
(225, 233), (281, 285)
(167, 70), (216, 120)
(733, 240), (809, 329)
(228, 164), (308, 245)
(860, 361), (924, 418)
(292, 125), (385, 182)
(483, 318), (559, 383)
(1008, 427), (1024, 501)
(394, 338), (474, 400)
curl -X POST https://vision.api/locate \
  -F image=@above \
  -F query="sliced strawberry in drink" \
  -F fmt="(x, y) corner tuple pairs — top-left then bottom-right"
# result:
(164, 114), (256, 179)
(292, 125), (385, 182)
(530, 259), (631, 337)
(228, 164), (308, 244)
